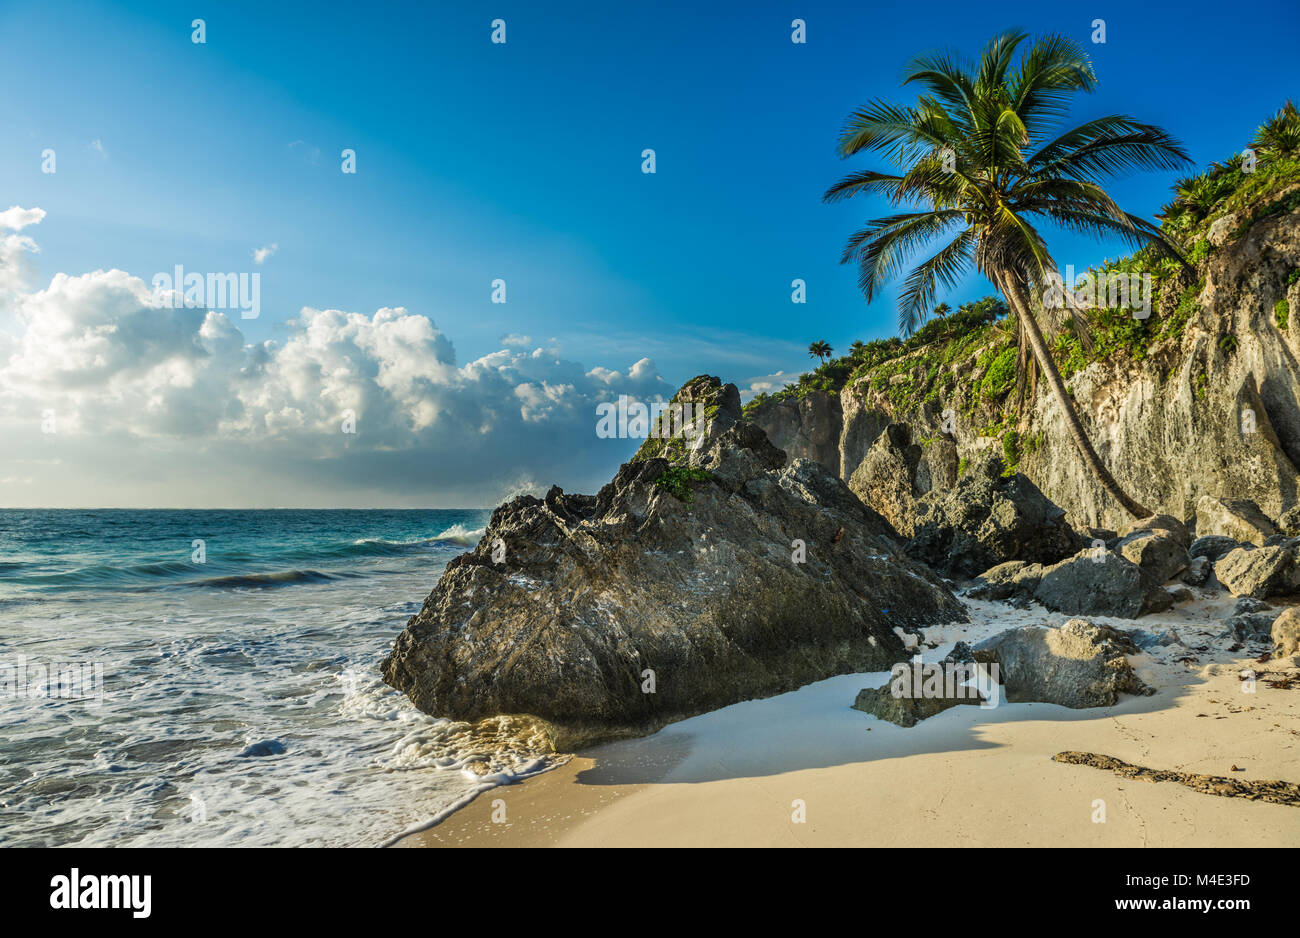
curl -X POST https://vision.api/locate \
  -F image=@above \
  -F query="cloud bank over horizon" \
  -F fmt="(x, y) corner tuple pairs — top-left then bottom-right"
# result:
(0, 207), (672, 508)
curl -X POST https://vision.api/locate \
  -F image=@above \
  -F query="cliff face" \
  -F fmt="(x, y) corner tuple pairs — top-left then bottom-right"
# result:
(1025, 204), (1300, 527)
(746, 389), (843, 469)
(749, 203), (1300, 531)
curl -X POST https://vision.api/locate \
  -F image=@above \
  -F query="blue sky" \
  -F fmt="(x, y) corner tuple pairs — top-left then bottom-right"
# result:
(1, 0), (1296, 506)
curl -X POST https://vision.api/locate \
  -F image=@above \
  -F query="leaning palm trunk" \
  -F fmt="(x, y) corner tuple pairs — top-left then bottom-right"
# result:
(996, 269), (1151, 519)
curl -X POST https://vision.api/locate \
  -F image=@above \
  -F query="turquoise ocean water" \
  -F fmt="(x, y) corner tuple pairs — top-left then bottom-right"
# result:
(0, 508), (553, 846)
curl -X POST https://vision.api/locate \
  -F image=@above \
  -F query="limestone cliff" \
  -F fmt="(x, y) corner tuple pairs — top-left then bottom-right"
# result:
(750, 191), (1300, 531)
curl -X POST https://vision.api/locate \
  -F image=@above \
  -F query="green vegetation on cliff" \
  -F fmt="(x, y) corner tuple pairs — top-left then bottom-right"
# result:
(743, 297), (1007, 414)
(654, 466), (714, 503)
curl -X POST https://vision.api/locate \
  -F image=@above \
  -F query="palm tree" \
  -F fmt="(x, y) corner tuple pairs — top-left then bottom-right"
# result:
(1251, 100), (1300, 160)
(933, 302), (951, 318)
(808, 340), (833, 363)
(849, 340), (868, 358)
(823, 31), (1190, 518)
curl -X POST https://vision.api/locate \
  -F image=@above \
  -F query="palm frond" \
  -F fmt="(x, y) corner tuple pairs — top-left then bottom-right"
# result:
(896, 230), (975, 335)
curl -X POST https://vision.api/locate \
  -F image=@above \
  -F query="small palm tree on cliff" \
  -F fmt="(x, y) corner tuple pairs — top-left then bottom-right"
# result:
(824, 30), (1190, 517)
(1251, 100), (1300, 161)
(808, 340), (833, 363)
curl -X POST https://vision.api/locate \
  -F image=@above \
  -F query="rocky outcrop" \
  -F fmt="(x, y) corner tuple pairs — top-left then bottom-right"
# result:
(853, 644), (987, 726)
(852, 681), (983, 727)
(991, 208), (1300, 529)
(973, 619), (1155, 707)
(905, 453), (1082, 578)
(382, 376), (966, 750)
(744, 389), (842, 474)
(847, 424), (922, 535)
(1053, 752), (1300, 806)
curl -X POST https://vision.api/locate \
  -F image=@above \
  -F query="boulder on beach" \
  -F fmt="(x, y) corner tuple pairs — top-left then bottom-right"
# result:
(905, 452), (1082, 578)
(1225, 597), (1277, 642)
(1273, 607), (1300, 658)
(853, 644), (989, 727)
(852, 680), (983, 727)
(1127, 626), (1184, 650)
(1032, 548), (1172, 618)
(1190, 534), (1243, 563)
(972, 619), (1155, 708)
(381, 375), (967, 750)
(966, 559), (1044, 602)
(1213, 545), (1300, 598)
(1119, 513), (1191, 549)
(1196, 495), (1278, 546)
(1113, 514), (1191, 585)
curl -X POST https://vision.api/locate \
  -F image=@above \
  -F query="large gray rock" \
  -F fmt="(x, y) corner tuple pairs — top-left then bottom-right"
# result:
(1196, 496), (1278, 546)
(1116, 526), (1190, 585)
(1226, 607), (1277, 642)
(382, 375), (966, 750)
(1119, 513), (1191, 549)
(848, 423), (921, 536)
(1278, 506), (1300, 537)
(1214, 545), (1300, 598)
(966, 560), (1044, 602)
(1032, 548), (1170, 618)
(905, 452), (1082, 578)
(972, 619), (1155, 708)
(1273, 607), (1300, 657)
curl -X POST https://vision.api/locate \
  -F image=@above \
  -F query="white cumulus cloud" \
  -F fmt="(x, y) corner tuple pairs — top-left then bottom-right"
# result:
(0, 206), (46, 232)
(0, 209), (676, 505)
(0, 206), (46, 299)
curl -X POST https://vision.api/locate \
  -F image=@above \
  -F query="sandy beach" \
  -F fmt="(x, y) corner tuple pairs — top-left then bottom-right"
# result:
(397, 597), (1300, 848)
